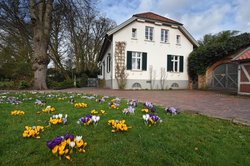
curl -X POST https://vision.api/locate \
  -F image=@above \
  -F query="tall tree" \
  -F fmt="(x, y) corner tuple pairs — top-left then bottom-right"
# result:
(29, 0), (53, 89)
(49, 1), (71, 80)
(0, 0), (33, 80)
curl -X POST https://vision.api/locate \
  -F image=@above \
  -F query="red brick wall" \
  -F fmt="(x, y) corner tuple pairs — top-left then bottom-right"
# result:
(240, 84), (250, 92)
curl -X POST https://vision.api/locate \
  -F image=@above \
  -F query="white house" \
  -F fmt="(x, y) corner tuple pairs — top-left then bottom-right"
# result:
(98, 12), (198, 89)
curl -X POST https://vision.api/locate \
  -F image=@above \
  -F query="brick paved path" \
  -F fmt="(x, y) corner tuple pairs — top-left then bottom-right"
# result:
(59, 88), (250, 124)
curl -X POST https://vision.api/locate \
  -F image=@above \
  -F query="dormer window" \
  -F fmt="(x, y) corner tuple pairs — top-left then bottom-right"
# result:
(132, 28), (137, 39)
(145, 26), (154, 41)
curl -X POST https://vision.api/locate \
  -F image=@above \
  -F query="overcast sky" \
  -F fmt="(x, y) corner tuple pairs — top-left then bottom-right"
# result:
(96, 0), (250, 40)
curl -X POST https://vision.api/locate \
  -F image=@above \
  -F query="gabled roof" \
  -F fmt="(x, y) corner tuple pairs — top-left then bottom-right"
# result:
(133, 12), (182, 25)
(232, 47), (250, 62)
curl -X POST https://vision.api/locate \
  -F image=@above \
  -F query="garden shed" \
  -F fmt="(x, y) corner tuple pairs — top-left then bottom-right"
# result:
(198, 47), (250, 95)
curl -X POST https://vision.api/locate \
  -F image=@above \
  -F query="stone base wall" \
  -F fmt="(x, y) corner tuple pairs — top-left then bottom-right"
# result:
(105, 79), (189, 90)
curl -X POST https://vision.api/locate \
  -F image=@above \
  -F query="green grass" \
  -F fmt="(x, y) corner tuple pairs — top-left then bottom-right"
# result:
(0, 92), (249, 166)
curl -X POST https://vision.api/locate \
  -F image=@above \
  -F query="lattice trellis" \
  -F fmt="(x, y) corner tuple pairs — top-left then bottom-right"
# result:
(114, 41), (128, 89)
(115, 41), (126, 78)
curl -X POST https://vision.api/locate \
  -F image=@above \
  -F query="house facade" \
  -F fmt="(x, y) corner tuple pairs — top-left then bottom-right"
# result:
(98, 12), (198, 89)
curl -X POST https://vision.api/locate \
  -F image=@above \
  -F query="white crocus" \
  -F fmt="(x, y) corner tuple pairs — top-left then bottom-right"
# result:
(55, 115), (59, 119)
(58, 114), (63, 119)
(143, 114), (150, 121)
(65, 114), (68, 118)
(92, 115), (100, 123)
(69, 141), (75, 148)
(75, 136), (82, 142)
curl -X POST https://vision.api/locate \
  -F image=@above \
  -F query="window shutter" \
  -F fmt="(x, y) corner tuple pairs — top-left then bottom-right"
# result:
(167, 55), (172, 71)
(127, 51), (132, 70)
(142, 52), (147, 71)
(179, 56), (184, 72)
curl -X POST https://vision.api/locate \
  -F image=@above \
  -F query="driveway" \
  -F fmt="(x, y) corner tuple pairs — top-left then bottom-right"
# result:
(59, 88), (250, 124)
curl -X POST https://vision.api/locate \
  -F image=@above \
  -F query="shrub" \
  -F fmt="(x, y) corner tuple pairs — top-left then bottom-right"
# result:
(0, 81), (15, 89)
(47, 79), (74, 90)
(18, 80), (30, 89)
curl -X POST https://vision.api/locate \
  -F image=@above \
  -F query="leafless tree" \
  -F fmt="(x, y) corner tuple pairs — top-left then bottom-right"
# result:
(29, 0), (54, 89)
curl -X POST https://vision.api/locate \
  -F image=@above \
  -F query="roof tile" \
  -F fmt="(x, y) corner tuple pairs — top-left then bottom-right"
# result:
(133, 12), (182, 25)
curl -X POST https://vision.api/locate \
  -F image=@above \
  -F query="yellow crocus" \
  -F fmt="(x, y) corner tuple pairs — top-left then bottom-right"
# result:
(65, 155), (71, 160)
(76, 140), (84, 148)
(52, 145), (59, 154)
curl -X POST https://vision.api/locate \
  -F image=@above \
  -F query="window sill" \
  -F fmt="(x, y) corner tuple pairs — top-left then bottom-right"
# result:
(144, 40), (155, 42)
(168, 71), (183, 73)
(160, 41), (170, 44)
(129, 69), (143, 72)
(131, 38), (138, 40)
(176, 43), (181, 46)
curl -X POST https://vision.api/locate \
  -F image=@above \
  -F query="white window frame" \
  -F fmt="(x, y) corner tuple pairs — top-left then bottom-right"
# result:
(145, 26), (154, 41)
(132, 52), (142, 70)
(176, 35), (181, 45)
(171, 55), (180, 72)
(161, 29), (169, 43)
(132, 28), (137, 39)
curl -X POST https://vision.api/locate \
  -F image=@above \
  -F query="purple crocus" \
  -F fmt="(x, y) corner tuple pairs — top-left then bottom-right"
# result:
(144, 102), (154, 109)
(165, 107), (177, 115)
(151, 107), (156, 113)
(64, 133), (74, 141)
(150, 114), (160, 122)
(46, 140), (56, 150)
(46, 136), (63, 150)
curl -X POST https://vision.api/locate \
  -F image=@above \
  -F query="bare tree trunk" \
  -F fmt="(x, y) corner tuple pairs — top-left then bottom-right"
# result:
(29, 0), (53, 90)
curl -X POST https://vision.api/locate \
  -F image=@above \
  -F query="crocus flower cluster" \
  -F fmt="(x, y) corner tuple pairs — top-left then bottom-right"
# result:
(90, 109), (106, 115)
(46, 133), (87, 160)
(42, 106), (56, 113)
(111, 97), (121, 103)
(6, 96), (22, 105)
(34, 99), (46, 106)
(141, 108), (149, 113)
(69, 99), (75, 104)
(128, 100), (138, 107)
(57, 97), (65, 101)
(11, 110), (25, 116)
(96, 97), (105, 103)
(108, 119), (130, 132)
(22, 126), (44, 138)
(143, 114), (162, 126)
(74, 102), (88, 108)
(165, 107), (177, 115)
(78, 114), (100, 126)
(82, 95), (95, 100)
(123, 106), (135, 114)
(49, 114), (68, 125)
(91, 109), (98, 114)
(143, 102), (156, 113)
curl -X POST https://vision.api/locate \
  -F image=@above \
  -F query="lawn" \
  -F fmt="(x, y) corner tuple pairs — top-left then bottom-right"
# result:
(0, 92), (249, 166)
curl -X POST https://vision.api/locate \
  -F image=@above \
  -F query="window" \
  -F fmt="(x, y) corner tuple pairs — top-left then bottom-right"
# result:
(167, 55), (183, 72)
(132, 28), (137, 38)
(145, 26), (154, 41)
(161, 29), (169, 43)
(102, 61), (105, 76)
(127, 51), (147, 71)
(106, 55), (111, 73)
(132, 52), (142, 70)
(176, 35), (181, 44)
